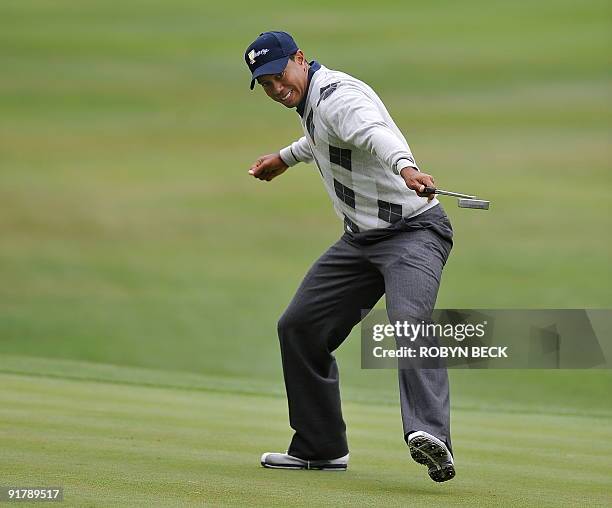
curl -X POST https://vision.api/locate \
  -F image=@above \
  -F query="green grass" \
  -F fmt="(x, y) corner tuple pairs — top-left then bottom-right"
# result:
(1, 361), (611, 507)
(0, 0), (611, 505)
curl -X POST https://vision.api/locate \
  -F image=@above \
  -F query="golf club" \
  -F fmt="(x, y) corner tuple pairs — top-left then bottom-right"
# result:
(421, 186), (490, 210)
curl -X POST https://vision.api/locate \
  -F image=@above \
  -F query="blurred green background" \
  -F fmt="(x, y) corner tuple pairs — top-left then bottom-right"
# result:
(1, 0), (610, 392)
(0, 0), (611, 505)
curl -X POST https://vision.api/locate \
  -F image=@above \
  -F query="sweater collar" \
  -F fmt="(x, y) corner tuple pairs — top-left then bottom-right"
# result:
(296, 60), (321, 118)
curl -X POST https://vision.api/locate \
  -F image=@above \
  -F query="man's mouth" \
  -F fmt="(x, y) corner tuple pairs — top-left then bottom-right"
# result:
(279, 90), (293, 102)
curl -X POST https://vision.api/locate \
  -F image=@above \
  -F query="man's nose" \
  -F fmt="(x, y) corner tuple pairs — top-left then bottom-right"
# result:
(273, 81), (284, 96)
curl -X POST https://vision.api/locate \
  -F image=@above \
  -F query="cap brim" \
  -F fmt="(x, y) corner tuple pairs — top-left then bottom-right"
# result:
(249, 56), (290, 90)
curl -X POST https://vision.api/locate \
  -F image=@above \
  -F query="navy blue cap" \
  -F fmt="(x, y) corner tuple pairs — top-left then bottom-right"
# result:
(245, 31), (299, 90)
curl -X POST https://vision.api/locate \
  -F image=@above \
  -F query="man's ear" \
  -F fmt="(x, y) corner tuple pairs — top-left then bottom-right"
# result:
(295, 49), (305, 66)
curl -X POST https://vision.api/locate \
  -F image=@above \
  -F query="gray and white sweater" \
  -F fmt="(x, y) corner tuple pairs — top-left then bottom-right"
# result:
(279, 61), (438, 233)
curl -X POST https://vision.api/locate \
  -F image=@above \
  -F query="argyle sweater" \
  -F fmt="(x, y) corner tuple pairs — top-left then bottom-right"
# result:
(279, 62), (438, 232)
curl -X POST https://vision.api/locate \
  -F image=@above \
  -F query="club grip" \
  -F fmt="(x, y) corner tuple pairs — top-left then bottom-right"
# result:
(421, 186), (437, 195)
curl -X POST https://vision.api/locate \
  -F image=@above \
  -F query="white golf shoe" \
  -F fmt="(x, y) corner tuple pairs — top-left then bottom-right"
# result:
(408, 431), (456, 482)
(260, 451), (349, 471)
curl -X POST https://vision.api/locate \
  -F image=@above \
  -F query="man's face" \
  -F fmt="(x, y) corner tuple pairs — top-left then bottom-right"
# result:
(256, 50), (308, 108)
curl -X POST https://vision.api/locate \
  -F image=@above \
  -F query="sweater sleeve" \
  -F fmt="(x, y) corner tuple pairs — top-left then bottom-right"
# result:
(279, 136), (314, 167)
(320, 85), (418, 175)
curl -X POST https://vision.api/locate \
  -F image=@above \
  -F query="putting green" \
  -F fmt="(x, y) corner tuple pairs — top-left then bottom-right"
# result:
(1, 360), (611, 507)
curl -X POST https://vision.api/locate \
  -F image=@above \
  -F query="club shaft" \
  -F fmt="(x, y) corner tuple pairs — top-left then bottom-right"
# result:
(435, 189), (476, 199)
(423, 187), (475, 199)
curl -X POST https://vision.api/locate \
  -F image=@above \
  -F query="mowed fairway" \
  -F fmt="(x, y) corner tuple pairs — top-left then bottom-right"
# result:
(0, 0), (611, 506)
(1, 363), (611, 507)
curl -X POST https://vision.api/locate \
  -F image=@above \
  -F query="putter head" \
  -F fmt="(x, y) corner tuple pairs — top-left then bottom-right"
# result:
(458, 198), (490, 210)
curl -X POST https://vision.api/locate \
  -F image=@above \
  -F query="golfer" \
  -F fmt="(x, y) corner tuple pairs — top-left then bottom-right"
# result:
(245, 31), (455, 482)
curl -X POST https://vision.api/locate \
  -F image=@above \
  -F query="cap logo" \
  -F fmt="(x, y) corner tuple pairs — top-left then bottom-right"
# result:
(248, 48), (269, 64)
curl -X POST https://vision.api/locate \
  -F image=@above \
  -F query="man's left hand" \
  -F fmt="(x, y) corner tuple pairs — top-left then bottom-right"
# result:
(400, 167), (435, 202)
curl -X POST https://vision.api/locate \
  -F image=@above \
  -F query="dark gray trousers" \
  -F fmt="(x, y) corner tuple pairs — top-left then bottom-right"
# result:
(277, 204), (454, 460)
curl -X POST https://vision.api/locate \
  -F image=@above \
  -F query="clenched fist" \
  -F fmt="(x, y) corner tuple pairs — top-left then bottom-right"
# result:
(248, 153), (289, 182)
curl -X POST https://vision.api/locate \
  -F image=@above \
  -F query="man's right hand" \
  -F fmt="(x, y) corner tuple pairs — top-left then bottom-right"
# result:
(248, 153), (289, 182)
